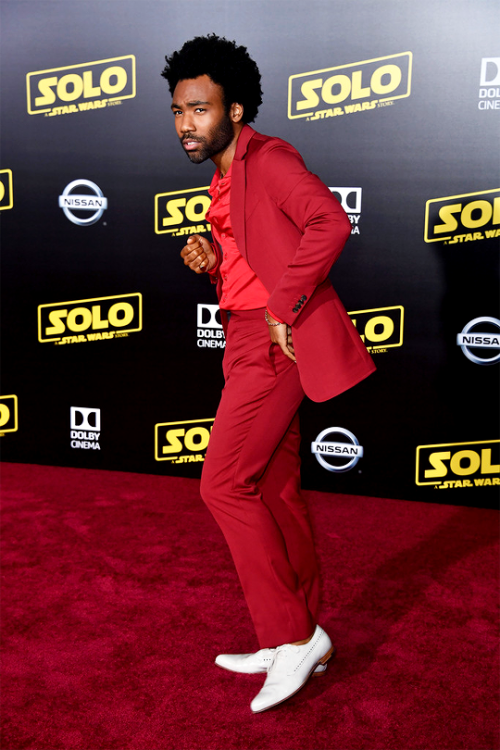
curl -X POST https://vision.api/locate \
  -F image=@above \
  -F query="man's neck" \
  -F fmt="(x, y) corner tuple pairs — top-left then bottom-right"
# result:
(211, 122), (244, 177)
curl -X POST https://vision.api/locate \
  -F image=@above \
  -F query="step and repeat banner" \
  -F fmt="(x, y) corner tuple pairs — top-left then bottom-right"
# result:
(1, 0), (499, 508)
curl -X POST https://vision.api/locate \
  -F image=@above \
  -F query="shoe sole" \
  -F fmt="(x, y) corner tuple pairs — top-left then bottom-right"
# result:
(214, 648), (335, 679)
(251, 645), (336, 713)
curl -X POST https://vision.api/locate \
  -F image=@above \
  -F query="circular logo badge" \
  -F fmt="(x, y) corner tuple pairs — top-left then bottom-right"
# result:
(457, 317), (500, 365)
(58, 179), (108, 226)
(311, 427), (363, 473)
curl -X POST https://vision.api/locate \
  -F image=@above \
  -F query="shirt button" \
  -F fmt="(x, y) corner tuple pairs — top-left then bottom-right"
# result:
(221, 233), (226, 239)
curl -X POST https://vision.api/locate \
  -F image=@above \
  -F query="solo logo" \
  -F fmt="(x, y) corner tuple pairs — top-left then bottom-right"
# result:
(0, 395), (18, 435)
(70, 407), (100, 450)
(26, 55), (136, 117)
(197, 304), (225, 349)
(288, 52), (412, 121)
(155, 186), (211, 236)
(38, 293), (142, 345)
(0, 169), (13, 210)
(416, 440), (499, 489)
(59, 179), (107, 226)
(330, 187), (361, 235)
(348, 305), (404, 353)
(478, 57), (500, 111)
(424, 188), (500, 243)
(457, 317), (500, 365)
(311, 427), (363, 473)
(155, 418), (214, 463)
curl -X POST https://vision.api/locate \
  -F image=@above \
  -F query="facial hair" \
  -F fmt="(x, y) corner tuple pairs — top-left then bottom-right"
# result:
(181, 113), (234, 164)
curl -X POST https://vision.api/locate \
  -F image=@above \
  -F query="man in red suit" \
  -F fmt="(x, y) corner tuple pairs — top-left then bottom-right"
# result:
(162, 34), (375, 713)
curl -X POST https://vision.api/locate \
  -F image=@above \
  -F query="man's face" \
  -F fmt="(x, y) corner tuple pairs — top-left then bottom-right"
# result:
(171, 75), (235, 164)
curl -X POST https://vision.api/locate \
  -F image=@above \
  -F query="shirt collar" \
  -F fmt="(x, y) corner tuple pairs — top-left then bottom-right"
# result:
(208, 161), (233, 196)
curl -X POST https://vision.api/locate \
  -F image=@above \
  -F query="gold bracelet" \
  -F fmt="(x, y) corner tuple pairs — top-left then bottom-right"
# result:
(265, 310), (286, 326)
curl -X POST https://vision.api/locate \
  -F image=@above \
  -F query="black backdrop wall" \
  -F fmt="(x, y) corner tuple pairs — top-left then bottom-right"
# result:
(1, 0), (499, 508)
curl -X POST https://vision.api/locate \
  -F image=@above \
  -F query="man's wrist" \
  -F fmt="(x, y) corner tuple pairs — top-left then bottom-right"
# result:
(265, 309), (286, 327)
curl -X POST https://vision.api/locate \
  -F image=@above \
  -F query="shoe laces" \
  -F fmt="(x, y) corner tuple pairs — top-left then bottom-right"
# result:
(271, 643), (300, 667)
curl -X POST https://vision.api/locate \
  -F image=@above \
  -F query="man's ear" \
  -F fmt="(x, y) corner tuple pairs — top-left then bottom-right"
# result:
(229, 102), (244, 123)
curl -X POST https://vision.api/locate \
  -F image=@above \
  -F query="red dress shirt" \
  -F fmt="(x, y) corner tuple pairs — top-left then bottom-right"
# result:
(206, 165), (272, 311)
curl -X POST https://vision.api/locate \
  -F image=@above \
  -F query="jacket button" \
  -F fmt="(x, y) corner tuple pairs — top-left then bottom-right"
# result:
(292, 306), (299, 313)
(300, 295), (307, 302)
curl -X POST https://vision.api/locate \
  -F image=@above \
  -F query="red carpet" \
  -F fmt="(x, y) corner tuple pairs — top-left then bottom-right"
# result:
(1, 462), (498, 750)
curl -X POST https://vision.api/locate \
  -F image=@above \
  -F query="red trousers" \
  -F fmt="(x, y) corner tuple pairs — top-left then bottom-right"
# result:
(200, 309), (320, 648)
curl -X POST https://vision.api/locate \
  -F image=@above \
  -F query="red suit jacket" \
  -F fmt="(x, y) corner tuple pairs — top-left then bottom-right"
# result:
(211, 124), (375, 402)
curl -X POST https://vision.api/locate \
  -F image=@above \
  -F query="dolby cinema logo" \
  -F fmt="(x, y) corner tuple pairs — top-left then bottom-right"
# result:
(70, 406), (101, 450)
(478, 57), (500, 110)
(312, 427), (363, 473)
(330, 187), (362, 235)
(196, 303), (225, 349)
(457, 317), (500, 365)
(59, 179), (108, 226)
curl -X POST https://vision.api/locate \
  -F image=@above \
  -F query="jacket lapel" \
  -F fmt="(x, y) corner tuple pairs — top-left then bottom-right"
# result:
(230, 125), (255, 263)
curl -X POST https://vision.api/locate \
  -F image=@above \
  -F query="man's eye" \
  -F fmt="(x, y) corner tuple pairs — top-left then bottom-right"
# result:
(195, 107), (206, 113)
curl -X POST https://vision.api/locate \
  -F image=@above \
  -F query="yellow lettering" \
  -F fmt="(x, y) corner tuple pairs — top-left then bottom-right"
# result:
(493, 196), (500, 225)
(108, 302), (134, 327)
(322, 74), (351, 104)
(351, 70), (370, 100)
(425, 452), (450, 479)
(92, 305), (109, 330)
(296, 79), (322, 111)
(450, 450), (480, 476)
(83, 70), (101, 98)
(46, 309), (67, 335)
(35, 76), (57, 107)
(364, 315), (394, 343)
(57, 73), (84, 102)
(67, 307), (92, 332)
(185, 195), (211, 223)
(0, 404), (10, 428)
(100, 66), (127, 95)
(434, 204), (461, 234)
(163, 428), (185, 454)
(163, 197), (186, 227)
(461, 200), (493, 229)
(371, 64), (402, 95)
(184, 427), (210, 452)
(481, 448), (500, 474)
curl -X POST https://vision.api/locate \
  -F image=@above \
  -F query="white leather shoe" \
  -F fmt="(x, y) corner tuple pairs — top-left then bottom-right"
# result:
(250, 625), (334, 713)
(215, 648), (327, 675)
(215, 648), (276, 674)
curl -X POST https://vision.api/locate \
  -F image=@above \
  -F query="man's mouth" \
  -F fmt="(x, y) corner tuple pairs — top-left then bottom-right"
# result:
(182, 138), (202, 151)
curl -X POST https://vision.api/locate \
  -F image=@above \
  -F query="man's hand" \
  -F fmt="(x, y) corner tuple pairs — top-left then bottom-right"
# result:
(267, 314), (296, 362)
(180, 234), (216, 274)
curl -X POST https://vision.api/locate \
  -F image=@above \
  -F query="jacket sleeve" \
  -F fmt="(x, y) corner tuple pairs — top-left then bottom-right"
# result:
(260, 143), (352, 325)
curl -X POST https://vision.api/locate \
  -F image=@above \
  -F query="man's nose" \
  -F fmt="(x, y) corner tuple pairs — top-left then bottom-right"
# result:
(180, 114), (195, 133)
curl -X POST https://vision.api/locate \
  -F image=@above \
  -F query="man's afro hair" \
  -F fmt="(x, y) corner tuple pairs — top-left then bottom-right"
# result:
(162, 34), (263, 123)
